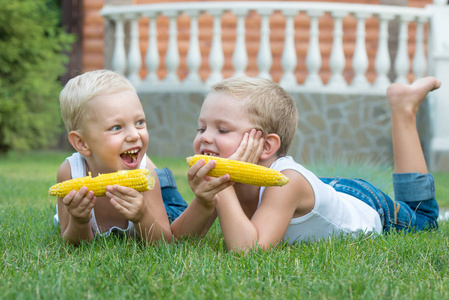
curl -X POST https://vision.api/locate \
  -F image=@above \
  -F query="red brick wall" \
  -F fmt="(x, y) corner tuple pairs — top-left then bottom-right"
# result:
(81, 0), (433, 83)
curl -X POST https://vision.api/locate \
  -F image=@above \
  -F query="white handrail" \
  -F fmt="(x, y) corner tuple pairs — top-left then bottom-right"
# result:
(101, 1), (431, 94)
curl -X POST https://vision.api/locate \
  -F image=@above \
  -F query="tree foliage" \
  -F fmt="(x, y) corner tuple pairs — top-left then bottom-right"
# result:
(0, 0), (74, 153)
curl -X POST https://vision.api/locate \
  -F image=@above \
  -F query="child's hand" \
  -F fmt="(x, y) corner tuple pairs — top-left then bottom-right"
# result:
(106, 185), (148, 223)
(62, 186), (96, 224)
(187, 158), (234, 208)
(228, 129), (264, 164)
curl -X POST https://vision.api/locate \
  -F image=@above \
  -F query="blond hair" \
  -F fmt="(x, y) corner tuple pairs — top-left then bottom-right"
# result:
(59, 69), (137, 132)
(210, 77), (297, 156)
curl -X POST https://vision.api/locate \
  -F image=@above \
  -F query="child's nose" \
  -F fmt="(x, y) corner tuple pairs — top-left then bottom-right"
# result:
(125, 127), (140, 141)
(200, 130), (213, 144)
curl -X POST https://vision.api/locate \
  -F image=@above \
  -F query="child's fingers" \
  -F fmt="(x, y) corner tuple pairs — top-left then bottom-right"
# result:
(63, 186), (89, 207)
(188, 159), (216, 181)
(195, 175), (233, 202)
(230, 132), (250, 161)
(246, 130), (264, 164)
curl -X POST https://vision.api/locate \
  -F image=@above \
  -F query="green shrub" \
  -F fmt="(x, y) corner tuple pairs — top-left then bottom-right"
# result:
(0, 0), (73, 153)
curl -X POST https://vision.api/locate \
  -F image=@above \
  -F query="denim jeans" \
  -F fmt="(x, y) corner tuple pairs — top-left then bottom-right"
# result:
(319, 173), (439, 232)
(156, 168), (188, 223)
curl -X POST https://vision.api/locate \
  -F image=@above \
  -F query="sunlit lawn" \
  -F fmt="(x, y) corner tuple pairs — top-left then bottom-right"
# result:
(1, 151), (448, 299)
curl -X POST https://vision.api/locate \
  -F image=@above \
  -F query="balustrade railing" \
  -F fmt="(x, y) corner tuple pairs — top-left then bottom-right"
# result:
(101, 1), (431, 94)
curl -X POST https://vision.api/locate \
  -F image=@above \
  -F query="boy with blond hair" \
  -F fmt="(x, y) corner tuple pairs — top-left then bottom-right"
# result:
(54, 69), (187, 245)
(175, 76), (440, 251)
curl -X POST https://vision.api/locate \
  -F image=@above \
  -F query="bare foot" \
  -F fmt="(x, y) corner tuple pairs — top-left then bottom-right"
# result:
(387, 76), (441, 115)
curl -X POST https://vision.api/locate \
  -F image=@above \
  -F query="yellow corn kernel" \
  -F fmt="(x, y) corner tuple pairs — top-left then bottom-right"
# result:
(186, 155), (289, 187)
(49, 169), (155, 197)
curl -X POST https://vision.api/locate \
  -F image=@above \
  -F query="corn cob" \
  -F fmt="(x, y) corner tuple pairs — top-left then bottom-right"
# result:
(49, 169), (155, 197)
(186, 155), (289, 187)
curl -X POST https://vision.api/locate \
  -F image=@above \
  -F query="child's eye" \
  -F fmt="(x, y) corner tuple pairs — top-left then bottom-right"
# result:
(197, 128), (205, 133)
(218, 129), (229, 134)
(110, 125), (121, 131)
(136, 120), (146, 126)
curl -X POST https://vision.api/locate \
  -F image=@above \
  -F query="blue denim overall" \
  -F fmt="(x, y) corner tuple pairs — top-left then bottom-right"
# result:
(156, 168), (188, 223)
(319, 173), (439, 232)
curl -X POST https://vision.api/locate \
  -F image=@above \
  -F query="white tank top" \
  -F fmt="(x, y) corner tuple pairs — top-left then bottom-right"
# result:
(65, 152), (147, 237)
(258, 156), (382, 244)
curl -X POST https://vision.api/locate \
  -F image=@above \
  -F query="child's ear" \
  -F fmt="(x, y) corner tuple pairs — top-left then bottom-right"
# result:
(68, 131), (91, 156)
(260, 133), (281, 160)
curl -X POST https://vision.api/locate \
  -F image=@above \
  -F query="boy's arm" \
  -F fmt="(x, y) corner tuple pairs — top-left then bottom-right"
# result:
(171, 159), (233, 238)
(217, 169), (314, 252)
(107, 167), (173, 243)
(57, 160), (96, 245)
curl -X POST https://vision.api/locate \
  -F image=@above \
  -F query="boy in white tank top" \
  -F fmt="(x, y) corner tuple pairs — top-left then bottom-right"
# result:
(55, 70), (187, 245)
(171, 76), (441, 251)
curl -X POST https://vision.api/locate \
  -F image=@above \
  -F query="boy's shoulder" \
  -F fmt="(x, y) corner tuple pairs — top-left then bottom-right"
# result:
(57, 152), (85, 181)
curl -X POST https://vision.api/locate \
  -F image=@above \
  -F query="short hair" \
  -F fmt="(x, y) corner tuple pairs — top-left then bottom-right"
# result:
(210, 77), (298, 156)
(59, 69), (137, 132)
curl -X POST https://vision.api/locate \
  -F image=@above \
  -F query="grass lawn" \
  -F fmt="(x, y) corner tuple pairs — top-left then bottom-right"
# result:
(1, 151), (449, 299)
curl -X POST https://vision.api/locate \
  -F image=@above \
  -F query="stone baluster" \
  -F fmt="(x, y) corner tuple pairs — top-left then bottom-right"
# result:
(111, 15), (126, 75)
(232, 8), (249, 77)
(280, 10), (298, 87)
(143, 12), (160, 85)
(305, 10), (323, 87)
(184, 10), (202, 85)
(127, 15), (142, 85)
(328, 11), (348, 88)
(163, 10), (180, 84)
(351, 11), (371, 88)
(413, 16), (428, 79)
(373, 13), (394, 89)
(257, 8), (273, 80)
(394, 15), (413, 84)
(206, 9), (224, 86)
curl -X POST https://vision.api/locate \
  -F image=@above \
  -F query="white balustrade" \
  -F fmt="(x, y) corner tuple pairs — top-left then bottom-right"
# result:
(143, 12), (159, 86)
(328, 11), (348, 88)
(257, 8), (273, 80)
(373, 13), (394, 89)
(206, 9), (225, 87)
(279, 10), (298, 87)
(413, 16), (428, 79)
(184, 10), (202, 86)
(163, 11), (180, 85)
(351, 11), (370, 88)
(304, 10), (323, 87)
(110, 16), (126, 75)
(127, 15), (142, 85)
(101, 1), (433, 93)
(394, 15), (414, 84)
(232, 8), (249, 77)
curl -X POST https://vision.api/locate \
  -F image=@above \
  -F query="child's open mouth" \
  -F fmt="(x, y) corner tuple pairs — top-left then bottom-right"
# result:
(120, 149), (139, 168)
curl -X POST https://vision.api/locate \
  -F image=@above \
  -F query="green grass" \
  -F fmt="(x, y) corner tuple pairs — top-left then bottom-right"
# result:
(1, 151), (449, 299)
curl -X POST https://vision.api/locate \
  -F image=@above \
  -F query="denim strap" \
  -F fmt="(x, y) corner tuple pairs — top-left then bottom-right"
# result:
(155, 167), (178, 189)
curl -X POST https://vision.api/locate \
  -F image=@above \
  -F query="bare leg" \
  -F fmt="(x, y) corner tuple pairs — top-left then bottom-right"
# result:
(387, 77), (441, 174)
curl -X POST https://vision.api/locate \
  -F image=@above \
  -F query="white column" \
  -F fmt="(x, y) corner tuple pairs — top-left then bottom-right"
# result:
(328, 11), (348, 88)
(280, 10), (298, 87)
(127, 15), (142, 85)
(143, 12), (160, 85)
(412, 16), (428, 79)
(163, 11), (180, 84)
(305, 10), (323, 87)
(111, 16), (126, 75)
(184, 10), (202, 86)
(373, 13), (394, 89)
(351, 11), (371, 88)
(428, 2), (449, 170)
(232, 8), (249, 77)
(206, 9), (224, 87)
(394, 15), (413, 84)
(257, 8), (273, 80)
